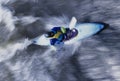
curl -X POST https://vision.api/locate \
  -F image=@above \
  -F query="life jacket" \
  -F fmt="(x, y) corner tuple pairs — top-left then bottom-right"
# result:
(52, 27), (66, 39)
(53, 31), (62, 39)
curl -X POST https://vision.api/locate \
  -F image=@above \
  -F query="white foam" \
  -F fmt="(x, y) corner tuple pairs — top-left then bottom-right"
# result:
(0, 5), (15, 31)
(45, 16), (69, 30)
(0, 37), (34, 63)
(18, 16), (39, 25)
(0, 42), (25, 62)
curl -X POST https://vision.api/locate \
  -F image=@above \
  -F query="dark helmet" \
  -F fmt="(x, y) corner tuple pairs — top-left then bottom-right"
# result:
(71, 28), (77, 32)
(71, 28), (78, 37)
(44, 31), (55, 38)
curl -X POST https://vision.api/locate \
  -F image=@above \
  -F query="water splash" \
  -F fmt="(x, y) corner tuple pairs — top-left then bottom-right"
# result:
(0, 5), (15, 32)
(45, 16), (69, 30)
(0, 42), (25, 62)
(17, 16), (39, 25)
(0, 37), (36, 63)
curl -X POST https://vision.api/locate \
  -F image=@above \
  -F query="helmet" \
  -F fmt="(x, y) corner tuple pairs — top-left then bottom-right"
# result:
(44, 31), (55, 38)
(71, 28), (78, 37)
(71, 28), (77, 32)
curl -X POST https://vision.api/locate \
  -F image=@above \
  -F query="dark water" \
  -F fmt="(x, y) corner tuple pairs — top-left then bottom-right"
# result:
(0, 0), (120, 81)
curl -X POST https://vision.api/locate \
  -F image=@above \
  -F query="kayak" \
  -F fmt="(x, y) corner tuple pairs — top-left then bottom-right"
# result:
(31, 23), (104, 46)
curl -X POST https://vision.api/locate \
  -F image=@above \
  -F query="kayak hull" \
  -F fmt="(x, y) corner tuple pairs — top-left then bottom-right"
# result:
(32, 23), (104, 46)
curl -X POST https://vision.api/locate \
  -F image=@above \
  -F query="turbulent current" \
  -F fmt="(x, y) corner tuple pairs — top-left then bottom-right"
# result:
(0, 0), (120, 81)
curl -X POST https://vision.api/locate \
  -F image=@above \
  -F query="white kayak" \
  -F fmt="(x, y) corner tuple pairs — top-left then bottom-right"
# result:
(31, 22), (104, 46)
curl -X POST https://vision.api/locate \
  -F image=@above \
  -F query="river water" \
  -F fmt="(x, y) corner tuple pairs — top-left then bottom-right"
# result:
(0, 0), (120, 81)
